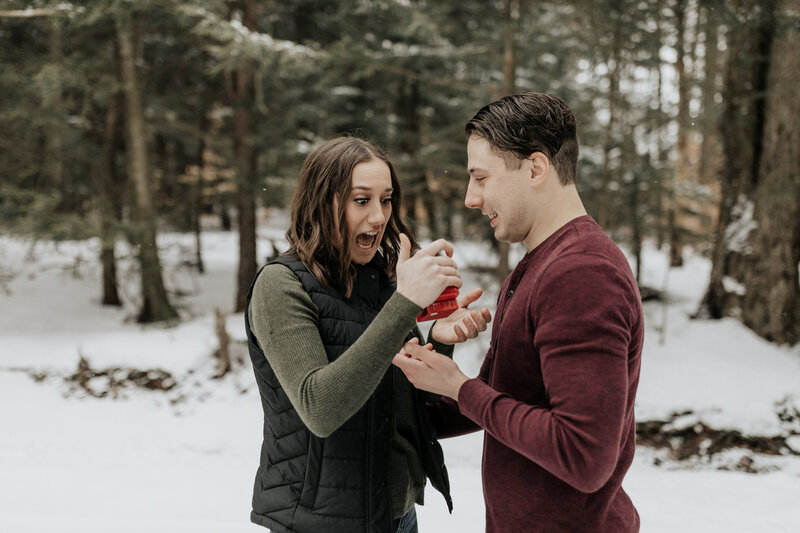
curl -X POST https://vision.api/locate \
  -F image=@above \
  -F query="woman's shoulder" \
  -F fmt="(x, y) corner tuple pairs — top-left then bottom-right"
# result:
(255, 263), (304, 295)
(250, 263), (318, 324)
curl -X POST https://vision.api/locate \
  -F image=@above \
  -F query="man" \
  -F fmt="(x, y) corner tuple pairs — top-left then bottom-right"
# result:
(393, 92), (643, 533)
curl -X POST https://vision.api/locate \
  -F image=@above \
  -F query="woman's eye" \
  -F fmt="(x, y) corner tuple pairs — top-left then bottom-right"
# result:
(355, 198), (369, 205)
(381, 197), (392, 205)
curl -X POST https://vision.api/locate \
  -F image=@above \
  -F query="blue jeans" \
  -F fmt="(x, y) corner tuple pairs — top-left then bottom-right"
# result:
(393, 507), (418, 533)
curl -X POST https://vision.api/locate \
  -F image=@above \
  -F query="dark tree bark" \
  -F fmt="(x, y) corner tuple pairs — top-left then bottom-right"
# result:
(43, 17), (64, 197)
(696, 0), (774, 319)
(597, 9), (622, 230)
(192, 114), (208, 275)
(654, 0), (668, 249)
(740, 0), (800, 344)
(699, 0), (722, 182)
(97, 88), (123, 306)
(115, 9), (178, 322)
(669, 0), (692, 268)
(232, 0), (259, 313)
(495, 0), (518, 285)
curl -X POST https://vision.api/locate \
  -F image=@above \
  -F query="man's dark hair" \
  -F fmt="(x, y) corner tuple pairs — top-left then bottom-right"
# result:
(465, 92), (579, 185)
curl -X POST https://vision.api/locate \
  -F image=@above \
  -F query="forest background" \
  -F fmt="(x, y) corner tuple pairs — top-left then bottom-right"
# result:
(1, 0), (798, 345)
(1, 1), (800, 531)
(2, 0), (799, 345)
(0, 0), (800, 344)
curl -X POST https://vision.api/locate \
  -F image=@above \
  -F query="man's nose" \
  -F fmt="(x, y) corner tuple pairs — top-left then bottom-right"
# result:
(464, 182), (481, 209)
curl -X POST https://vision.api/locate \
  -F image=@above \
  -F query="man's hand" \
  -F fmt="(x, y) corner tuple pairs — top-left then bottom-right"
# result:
(430, 288), (492, 344)
(392, 338), (470, 400)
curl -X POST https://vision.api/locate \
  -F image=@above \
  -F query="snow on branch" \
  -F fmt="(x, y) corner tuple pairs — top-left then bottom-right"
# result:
(0, 4), (84, 18)
(179, 5), (315, 66)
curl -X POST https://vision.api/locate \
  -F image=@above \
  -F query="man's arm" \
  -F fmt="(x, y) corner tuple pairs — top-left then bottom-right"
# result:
(423, 350), (492, 438)
(395, 256), (638, 493)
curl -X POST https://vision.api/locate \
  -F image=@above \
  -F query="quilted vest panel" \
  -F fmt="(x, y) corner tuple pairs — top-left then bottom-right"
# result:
(245, 256), (452, 533)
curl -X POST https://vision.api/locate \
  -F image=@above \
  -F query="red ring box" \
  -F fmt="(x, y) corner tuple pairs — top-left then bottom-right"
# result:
(416, 286), (460, 322)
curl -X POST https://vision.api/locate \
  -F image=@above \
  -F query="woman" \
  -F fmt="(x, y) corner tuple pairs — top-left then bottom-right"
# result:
(244, 136), (490, 533)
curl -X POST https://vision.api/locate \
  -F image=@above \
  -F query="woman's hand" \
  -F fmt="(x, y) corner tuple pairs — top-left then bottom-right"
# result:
(430, 288), (492, 344)
(393, 338), (470, 401)
(396, 234), (462, 308)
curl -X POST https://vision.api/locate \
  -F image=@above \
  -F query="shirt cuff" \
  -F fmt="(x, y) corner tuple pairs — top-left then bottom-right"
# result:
(456, 378), (494, 425)
(389, 291), (423, 317)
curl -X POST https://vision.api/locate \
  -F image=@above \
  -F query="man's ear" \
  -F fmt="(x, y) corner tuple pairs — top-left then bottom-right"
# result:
(528, 152), (550, 188)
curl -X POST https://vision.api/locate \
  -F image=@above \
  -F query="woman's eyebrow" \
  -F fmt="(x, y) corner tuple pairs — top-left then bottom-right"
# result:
(351, 186), (393, 192)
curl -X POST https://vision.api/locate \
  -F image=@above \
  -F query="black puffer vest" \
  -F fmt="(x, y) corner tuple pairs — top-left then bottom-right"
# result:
(245, 256), (452, 533)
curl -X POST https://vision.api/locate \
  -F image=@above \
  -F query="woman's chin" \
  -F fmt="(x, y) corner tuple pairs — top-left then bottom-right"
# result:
(351, 246), (379, 265)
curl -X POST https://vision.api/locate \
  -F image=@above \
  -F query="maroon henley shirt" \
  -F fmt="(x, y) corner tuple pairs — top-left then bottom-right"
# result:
(432, 215), (643, 533)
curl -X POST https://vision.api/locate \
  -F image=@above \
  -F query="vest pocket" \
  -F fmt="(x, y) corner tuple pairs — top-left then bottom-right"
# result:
(299, 435), (323, 509)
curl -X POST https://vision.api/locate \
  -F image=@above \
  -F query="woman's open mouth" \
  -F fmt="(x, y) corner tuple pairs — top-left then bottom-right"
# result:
(356, 231), (379, 249)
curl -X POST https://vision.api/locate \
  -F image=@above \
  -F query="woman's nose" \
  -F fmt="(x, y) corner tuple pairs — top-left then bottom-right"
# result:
(368, 204), (386, 225)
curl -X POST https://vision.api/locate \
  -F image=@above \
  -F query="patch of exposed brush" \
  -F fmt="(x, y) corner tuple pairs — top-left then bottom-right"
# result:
(64, 356), (176, 399)
(636, 407), (800, 473)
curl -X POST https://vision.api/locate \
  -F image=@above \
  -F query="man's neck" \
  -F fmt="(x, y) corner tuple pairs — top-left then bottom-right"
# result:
(522, 188), (587, 251)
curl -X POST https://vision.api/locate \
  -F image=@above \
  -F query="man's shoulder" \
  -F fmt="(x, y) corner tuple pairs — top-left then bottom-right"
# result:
(545, 218), (630, 275)
(528, 224), (637, 299)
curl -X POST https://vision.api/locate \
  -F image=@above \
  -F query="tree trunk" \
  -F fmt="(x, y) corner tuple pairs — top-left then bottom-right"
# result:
(115, 10), (178, 323)
(597, 13), (622, 230)
(42, 17), (64, 196)
(669, 0), (691, 268)
(495, 0), (518, 285)
(233, 0), (259, 313)
(623, 124), (643, 283)
(192, 103), (211, 275)
(654, 0), (668, 249)
(699, 0), (721, 182)
(675, 0), (690, 170)
(98, 88), (123, 306)
(741, 0), (800, 344)
(695, 0), (773, 319)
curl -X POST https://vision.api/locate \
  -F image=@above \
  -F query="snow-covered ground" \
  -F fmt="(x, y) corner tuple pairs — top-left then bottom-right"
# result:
(1, 214), (799, 532)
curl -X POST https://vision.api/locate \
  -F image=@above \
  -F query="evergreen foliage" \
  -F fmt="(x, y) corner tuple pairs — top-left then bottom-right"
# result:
(0, 0), (797, 342)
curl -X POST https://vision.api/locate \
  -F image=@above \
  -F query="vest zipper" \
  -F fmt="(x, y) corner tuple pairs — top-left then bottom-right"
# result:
(365, 397), (372, 531)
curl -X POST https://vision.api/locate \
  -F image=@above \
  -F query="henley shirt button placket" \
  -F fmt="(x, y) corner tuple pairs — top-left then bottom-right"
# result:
(506, 289), (514, 298)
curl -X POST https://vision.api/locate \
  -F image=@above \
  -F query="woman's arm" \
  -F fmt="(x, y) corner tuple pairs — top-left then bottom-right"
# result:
(248, 264), (421, 437)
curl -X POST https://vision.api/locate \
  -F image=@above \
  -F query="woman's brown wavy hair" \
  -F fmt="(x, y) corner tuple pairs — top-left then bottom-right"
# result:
(283, 136), (418, 297)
